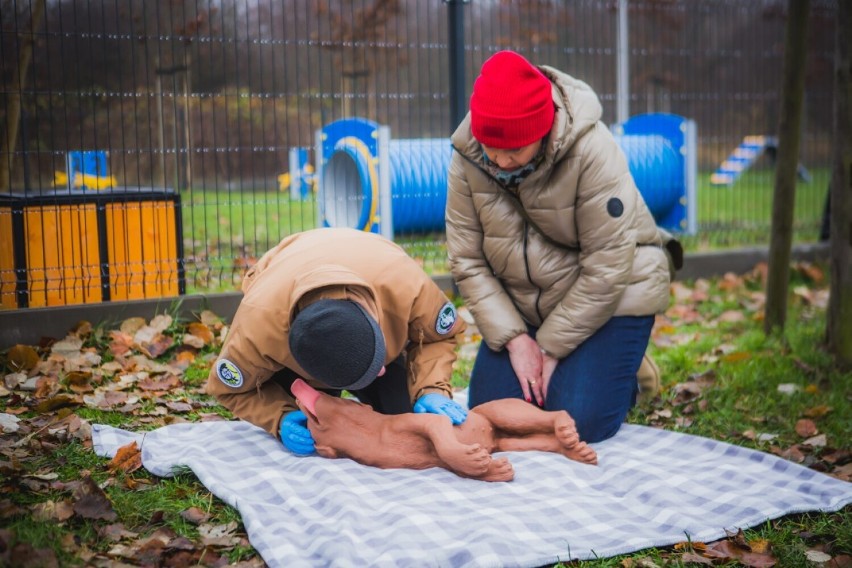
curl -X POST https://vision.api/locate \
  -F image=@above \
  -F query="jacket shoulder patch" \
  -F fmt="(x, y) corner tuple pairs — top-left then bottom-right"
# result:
(216, 359), (244, 388)
(435, 302), (457, 335)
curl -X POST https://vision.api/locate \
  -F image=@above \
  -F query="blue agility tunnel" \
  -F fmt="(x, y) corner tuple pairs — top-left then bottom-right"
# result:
(317, 114), (695, 236)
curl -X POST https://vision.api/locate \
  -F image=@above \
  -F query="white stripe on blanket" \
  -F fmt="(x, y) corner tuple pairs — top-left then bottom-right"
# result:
(93, 420), (851, 568)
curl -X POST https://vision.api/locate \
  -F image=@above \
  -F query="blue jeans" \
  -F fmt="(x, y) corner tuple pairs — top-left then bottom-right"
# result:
(467, 315), (654, 443)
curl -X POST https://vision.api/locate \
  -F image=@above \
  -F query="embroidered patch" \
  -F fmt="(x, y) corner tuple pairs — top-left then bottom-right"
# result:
(435, 302), (457, 335)
(607, 197), (624, 218)
(216, 359), (244, 388)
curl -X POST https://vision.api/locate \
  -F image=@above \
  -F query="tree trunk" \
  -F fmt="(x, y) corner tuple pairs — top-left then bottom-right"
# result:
(827, 1), (852, 366)
(764, 0), (811, 334)
(0, 0), (47, 191)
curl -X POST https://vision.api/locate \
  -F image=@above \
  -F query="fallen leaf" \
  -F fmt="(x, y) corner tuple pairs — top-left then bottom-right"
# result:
(8, 542), (59, 568)
(138, 374), (181, 392)
(31, 499), (75, 522)
(796, 262), (825, 284)
(795, 419), (818, 438)
(35, 394), (79, 414)
(805, 550), (832, 563)
(0, 413), (21, 433)
(771, 445), (805, 463)
(704, 538), (777, 567)
(180, 506), (210, 525)
(722, 351), (751, 363)
(7, 344), (40, 372)
(182, 334), (206, 349)
(3, 372), (27, 390)
(149, 314), (174, 333)
(73, 476), (117, 521)
(187, 322), (214, 345)
(822, 449), (851, 464)
(70, 320), (93, 337)
(681, 551), (712, 565)
(173, 350), (197, 368)
(804, 405), (832, 418)
(803, 434), (827, 448)
(98, 523), (139, 543)
(165, 401), (193, 413)
(136, 331), (174, 359)
(108, 441), (142, 474)
(829, 554), (852, 567)
(50, 336), (84, 357)
(109, 331), (135, 357)
(120, 317), (147, 336)
(718, 310), (745, 323)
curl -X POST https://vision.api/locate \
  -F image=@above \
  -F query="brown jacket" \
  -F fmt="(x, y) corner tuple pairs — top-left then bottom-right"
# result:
(205, 228), (466, 438)
(446, 66), (670, 359)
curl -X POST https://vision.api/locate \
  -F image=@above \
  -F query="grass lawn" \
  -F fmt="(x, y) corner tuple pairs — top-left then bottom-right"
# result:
(177, 167), (830, 293)
(0, 262), (849, 566)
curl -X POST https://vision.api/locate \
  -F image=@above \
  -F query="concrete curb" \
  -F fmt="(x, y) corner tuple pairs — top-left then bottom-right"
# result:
(0, 243), (830, 348)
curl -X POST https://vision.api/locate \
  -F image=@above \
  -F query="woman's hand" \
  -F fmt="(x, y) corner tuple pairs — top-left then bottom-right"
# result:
(505, 334), (544, 405)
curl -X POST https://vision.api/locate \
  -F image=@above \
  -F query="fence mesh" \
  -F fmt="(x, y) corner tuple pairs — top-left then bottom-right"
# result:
(0, 0), (838, 306)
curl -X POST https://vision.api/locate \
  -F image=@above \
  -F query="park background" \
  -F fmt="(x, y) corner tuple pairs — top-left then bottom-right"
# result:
(0, 0), (839, 318)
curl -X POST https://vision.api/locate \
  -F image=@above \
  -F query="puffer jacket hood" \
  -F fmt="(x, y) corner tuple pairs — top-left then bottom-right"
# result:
(447, 63), (671, 359)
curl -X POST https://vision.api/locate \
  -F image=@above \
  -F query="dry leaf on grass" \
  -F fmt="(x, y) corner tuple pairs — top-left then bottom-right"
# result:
(108, 441), (142, 474)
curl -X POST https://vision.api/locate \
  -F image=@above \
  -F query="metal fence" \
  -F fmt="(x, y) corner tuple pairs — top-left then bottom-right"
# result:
(0, 0), (838, 308)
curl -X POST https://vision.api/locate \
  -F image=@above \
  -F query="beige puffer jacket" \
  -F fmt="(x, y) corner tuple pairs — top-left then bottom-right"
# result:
(446, 65), (671, 360)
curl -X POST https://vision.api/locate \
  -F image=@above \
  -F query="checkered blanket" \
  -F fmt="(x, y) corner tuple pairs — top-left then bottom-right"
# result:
(92, 420), (852, 568)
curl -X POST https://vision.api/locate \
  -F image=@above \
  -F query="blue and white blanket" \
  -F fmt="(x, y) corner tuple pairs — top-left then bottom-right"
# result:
(93, 420), (851, 568)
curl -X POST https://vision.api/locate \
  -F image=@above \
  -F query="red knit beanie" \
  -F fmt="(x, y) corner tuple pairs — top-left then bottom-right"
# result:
(470, 51), (555, 149)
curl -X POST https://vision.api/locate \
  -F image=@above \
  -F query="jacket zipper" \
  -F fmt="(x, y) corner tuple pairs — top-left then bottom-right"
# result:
(519, 220), (545, 322)
(455, 144), (547, 324)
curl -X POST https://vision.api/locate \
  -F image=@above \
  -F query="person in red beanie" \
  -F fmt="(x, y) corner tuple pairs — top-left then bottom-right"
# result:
(446, 50), (674, 443)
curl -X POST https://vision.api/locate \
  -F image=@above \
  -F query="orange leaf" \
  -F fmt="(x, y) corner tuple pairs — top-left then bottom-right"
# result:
(803, 405), (832, 418)
(722, 351), (751, 363)
(187, 322), (214, 345)
(108, 441), (142, 474)
(173, 350), (197, 368)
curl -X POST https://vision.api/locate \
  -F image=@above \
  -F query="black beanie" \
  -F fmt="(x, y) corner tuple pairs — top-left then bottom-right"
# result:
(288, 299), (386, 391)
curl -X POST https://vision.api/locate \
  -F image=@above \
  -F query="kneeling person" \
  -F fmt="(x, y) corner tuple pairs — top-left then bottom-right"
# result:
(205, 228), (468, 455)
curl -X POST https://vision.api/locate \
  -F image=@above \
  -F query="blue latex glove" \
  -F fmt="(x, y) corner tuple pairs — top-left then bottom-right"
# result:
(413, 393), (468, 425)
(279, 411), (316, 456)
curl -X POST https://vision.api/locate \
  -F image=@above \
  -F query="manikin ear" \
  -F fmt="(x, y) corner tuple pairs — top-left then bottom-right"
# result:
(314, 444), (338, 458)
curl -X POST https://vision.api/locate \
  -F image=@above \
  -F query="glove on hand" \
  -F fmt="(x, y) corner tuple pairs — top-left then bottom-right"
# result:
(279, 410), (316, 456)
(413, 393), (468, 425)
